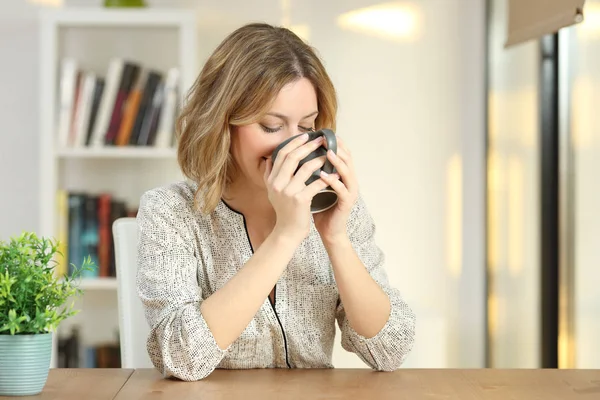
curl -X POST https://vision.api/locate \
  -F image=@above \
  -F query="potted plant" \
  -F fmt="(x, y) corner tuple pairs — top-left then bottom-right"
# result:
(104, 0), (147, 7)
(0, 232), (95, 396)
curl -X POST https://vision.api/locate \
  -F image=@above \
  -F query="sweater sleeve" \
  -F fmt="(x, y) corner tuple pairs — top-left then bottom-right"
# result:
(335, 194), (416, 371)
(136, 187), (227, 381)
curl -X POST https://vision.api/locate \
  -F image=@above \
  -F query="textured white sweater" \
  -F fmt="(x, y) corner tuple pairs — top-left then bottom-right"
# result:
(136, 180), (416, 381)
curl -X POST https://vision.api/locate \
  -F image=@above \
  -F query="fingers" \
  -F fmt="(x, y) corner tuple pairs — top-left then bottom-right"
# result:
(327, 149), (351, 180)
(336, 135), (348, 150)
(299, 175), (330, 200)
(337, 148), (351, 165)
(271, 136), (324, 187)
(270, 133), (310, 179)
(279, 136), (324, 178)
(319, 170), (348, 197)
(326, 148), (358, 197)
(333, 137), (353, 167)
(320, 134), (352, 169)
(286, 155), (326, 192)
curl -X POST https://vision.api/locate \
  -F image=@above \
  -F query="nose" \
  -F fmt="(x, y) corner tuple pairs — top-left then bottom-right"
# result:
(286, 126), (308, 140)
(267, 126), (307, 158)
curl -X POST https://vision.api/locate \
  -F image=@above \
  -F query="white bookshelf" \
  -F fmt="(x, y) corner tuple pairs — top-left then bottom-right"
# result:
(57, 147), (177, 159)
(59, 277), (118, 290)
(79, 277), (118, 290)
(39, 7), (198, 368)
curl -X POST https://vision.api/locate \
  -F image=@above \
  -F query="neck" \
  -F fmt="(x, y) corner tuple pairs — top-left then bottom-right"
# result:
(223, 178), (274, 221)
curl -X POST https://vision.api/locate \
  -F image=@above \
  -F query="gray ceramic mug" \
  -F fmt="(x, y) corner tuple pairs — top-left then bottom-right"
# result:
(271, 129), (338, 213)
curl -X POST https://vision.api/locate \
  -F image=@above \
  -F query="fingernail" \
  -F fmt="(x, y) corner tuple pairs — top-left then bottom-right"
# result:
(320, 171), (329, 177)
(328, 149), (336, 158)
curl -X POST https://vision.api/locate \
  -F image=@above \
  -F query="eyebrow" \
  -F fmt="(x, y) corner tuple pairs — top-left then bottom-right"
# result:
(266, 111), (318, 120)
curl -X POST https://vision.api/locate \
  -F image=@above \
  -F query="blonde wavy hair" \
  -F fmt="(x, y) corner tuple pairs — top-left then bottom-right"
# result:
(176, 23), (338, 214)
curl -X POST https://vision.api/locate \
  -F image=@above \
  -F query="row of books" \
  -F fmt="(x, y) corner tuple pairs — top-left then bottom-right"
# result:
(56, 190), (137, 278)
(57, 57), (179, 149)
(58, 326), (120, 368)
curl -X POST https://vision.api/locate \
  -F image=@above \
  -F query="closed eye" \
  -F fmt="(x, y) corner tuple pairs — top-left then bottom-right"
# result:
(260, 125), (314, 134)
(260, 124), (281, 133)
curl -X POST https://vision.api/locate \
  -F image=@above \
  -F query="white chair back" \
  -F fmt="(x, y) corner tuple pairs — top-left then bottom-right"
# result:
(112, 217), (153, 368)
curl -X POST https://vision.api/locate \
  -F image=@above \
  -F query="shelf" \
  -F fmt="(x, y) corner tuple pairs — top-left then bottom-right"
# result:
(40, 5), (198, 369)
(57, 147), (177, 159)
(58, 277), (117, 290)
(78, 277), (118, 290)
(40, 8), (196, 27)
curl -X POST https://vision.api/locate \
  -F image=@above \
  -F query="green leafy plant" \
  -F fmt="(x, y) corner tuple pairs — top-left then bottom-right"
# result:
(104, 0), (147, 7)
(0, 232), (95, 335)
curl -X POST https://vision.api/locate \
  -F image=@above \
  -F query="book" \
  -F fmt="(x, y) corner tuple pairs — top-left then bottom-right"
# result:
(57, 57), (178, 149)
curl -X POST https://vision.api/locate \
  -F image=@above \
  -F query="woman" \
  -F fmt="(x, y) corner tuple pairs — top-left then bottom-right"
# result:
(136, 22), (415, 381)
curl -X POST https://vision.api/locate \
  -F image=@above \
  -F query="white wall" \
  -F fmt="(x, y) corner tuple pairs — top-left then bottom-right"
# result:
(0, 0), (486, 368)
(562, 0), (600, 368)
(311, 0), (486, 368)
(0, 1), (41, 240)
(487, 0), (541, 368)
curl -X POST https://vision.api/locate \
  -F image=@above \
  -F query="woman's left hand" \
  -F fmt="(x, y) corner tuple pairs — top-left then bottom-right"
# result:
(313, 136), (359, 245)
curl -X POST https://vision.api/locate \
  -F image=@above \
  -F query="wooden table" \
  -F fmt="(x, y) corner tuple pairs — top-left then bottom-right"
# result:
(0, 369), (134, 400)
(1, 368), (599, 399)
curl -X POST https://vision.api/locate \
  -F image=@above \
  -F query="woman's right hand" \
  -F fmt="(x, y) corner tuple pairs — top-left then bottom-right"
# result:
(264, 133), (331, 243)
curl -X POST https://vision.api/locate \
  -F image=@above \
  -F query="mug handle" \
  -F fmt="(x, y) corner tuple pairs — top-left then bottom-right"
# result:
(318, 129), (337, 174)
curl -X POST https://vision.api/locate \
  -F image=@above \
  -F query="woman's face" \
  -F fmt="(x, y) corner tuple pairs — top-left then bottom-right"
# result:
(230, 77), (318, 190)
